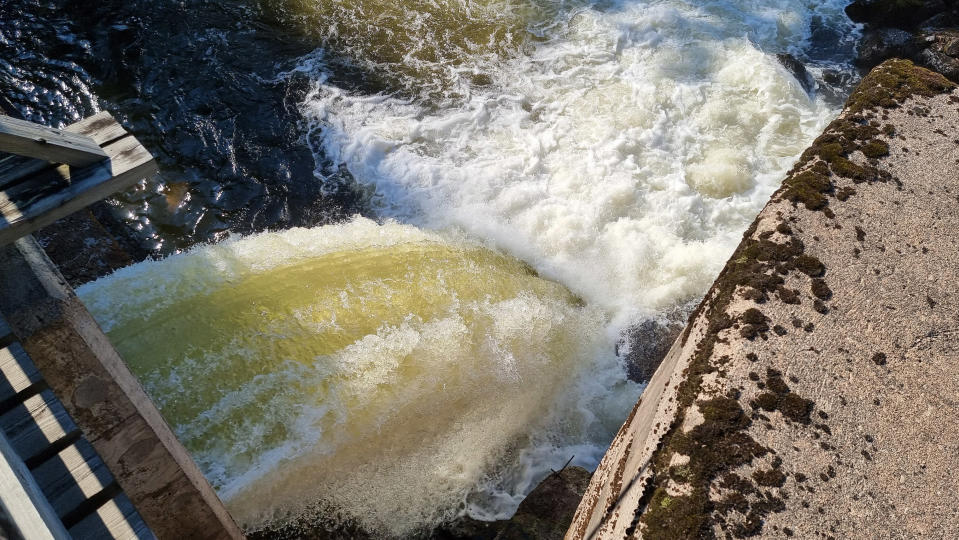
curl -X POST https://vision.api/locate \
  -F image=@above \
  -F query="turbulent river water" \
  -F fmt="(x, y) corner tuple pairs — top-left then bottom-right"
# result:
(5, 0), (860, 536)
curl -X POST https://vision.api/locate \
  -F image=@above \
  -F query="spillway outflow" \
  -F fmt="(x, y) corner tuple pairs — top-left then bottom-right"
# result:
(80, 0), (861, 535)
(78, 219), (638, 535)
(293, 0), (857, 326)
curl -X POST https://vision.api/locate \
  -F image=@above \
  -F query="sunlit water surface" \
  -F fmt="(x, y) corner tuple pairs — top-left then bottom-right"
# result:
(75, 0), (861, 535)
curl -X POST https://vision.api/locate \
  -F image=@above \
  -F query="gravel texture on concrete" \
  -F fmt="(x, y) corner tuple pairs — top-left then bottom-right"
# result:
(567, 60), (959, 539)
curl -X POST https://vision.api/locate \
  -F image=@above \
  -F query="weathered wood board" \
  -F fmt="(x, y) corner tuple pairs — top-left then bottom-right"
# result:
(70, 494), (154, 540)
(0, 112), (241, 539)
(0, 237), (244, 539)
(0, 115), (108, 167)
(0, 342), (42, 407)
(33, 438), (118, 523)
(0, 428), (71, 540)
(0, 112), (157, 247)
(0, 390), (79, 465)
(0, 317), (155, 539)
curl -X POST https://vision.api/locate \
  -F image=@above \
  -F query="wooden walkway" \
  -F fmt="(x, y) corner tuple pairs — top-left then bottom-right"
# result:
(1, 314), (154, 539)
(0, 111), (157, 539)
(0, 112), (155, 246)
(0, 112), (243, 539)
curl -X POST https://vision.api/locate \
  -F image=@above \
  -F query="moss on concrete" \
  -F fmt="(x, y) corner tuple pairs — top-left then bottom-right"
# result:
(629, 59), (958, 540)
(846, 59), (956, 115)
(779, 61), (954, 215)
(641, 221), (821, 537)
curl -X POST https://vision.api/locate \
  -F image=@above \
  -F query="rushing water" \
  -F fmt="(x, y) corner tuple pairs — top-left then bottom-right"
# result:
(7, 0), (861, 536)
(79, 219), (630, 534)
(288, 0), (857, 324)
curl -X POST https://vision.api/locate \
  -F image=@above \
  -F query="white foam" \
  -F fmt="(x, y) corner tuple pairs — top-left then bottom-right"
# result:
(294, 0), (856, 330)
(78, 0), (861, 534)
(78, 219), (639, 536)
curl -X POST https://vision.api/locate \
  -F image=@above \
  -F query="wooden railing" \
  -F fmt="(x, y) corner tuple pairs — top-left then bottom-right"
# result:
(0, 113), (244, 540)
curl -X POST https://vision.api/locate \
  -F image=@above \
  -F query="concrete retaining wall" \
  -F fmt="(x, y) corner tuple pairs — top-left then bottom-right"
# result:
(567, 59), (959, 539)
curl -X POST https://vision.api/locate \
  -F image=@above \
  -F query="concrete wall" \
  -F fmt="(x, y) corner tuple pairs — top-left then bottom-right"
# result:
(568, 60), (959, 539)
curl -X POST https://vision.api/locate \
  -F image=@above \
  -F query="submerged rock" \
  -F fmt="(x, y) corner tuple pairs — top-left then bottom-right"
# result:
(849, 0), (959, 83)
(855, 28), (919, 69)
(621, 318), (685, 383)
(434, 466), (593, 540)
(856, 27), (959, 82)
(776, 53), (817, 94)
(33, 209), (138, 287)
(916, 29), (959, 81)
(816, 69), (861, 106)
(845, 0), (954, 30)
(494, 467), (592, 540)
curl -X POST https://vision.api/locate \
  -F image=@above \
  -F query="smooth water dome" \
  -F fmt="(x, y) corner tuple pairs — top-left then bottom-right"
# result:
(79, 219), (636, 535)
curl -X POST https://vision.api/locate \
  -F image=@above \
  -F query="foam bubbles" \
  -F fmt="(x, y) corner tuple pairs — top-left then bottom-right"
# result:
(294, 0), (857, 328)
(79, 0), (861, 534)
(686, 147), (752, 198)
(78, 219), (639, 536)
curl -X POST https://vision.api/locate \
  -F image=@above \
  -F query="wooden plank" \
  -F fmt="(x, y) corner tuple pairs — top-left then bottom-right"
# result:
(0, 342), (42, 406)
(68, 494), (155, 540)
(0, 116), (108, 167)
(32, 438), (115, 520)
(0, 390), (78, 463)
(0, 429), (72, 540)
(0, 238), (243, 539)
(0, 133), (157, 246)
(0, 113), (127, 191)
(0, 153), (48, 191)
(65, 112), (129, 146)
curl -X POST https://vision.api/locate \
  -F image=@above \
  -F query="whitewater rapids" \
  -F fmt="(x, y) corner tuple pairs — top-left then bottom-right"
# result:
(78, 0), (860, 535)
(78, 220), (634, 534)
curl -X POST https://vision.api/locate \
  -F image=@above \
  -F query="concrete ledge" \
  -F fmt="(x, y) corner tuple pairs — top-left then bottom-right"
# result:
(568, 60), (959, 539)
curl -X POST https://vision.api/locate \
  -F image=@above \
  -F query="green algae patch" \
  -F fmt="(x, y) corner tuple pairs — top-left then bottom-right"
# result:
(752, 469), (787, 488)
(641, 221), (824, 537)
(845, 59), (956, 115)
(782, 168), (832, 210)
(642, 396), (768, 539)
(739, 308), (770, 340)
(750, 370), (814, 426)
(862, 140), (890, 158)
(811, 278), (832, 300)
(794, 254), (825, 277)
(776, 61), (955, 216)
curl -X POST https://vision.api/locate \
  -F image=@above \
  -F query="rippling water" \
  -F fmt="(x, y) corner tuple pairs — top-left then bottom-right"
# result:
(290, 0), (858, 323)
(6, 0), (860, 536)
(1, 0), (369, 252)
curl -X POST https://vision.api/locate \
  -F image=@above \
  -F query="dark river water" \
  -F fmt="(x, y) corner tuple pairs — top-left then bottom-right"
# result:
(1, 0), (857, 257)
(1, 0), (372, 254)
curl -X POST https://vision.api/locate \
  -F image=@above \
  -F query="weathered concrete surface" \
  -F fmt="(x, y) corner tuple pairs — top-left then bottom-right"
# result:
(567, 60), (959, 539)
(0, 236), (244, 540)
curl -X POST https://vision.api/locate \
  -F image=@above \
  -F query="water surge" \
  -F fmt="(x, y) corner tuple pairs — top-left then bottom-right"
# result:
(293, 0), (858, 325)
(78, 219), (637, 535)
(77, 0), (862, 535)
